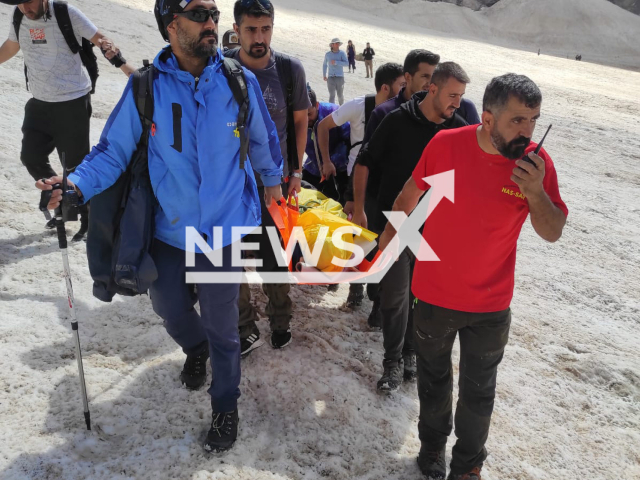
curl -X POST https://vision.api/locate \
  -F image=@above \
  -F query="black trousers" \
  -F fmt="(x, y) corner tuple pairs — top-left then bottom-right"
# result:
(414, 301), (511, 474)
(21, 94), (92, 180)
(378, 248), (415, 365)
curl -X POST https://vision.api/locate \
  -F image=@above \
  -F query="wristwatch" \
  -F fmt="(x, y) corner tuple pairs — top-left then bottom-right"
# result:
(290, 172), (303, 179)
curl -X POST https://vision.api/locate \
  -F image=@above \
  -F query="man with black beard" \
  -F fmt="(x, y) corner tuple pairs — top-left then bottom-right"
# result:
(378, 73), (568, 479)
(39, 0), (284, 453)
(226, 0), (310, 355)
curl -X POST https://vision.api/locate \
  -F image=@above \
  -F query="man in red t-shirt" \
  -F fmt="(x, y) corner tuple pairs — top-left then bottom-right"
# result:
(378, 74), (568, 480)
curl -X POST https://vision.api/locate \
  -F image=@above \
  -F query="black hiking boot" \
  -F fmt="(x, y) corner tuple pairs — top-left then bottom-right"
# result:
(271, 329), (292, 349)
(72, 204), (89, 242)
(327, 283), (339, 293)
(45, 217), (56, 229)
(417, 447), (446, 479)
(447, 467), (482, 480)
(376, 360), (403, 393)
(403, 353), (417, 382)
(203, 409), (239, 453)
(240, 328), (264, 358)
(180, 343), (209, 390)
(346, 284), (364, 309)
(367, 298), (382, 329)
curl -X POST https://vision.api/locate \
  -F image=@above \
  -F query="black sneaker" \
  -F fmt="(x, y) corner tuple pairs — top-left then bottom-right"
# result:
(417, 447), (446, 479)
(376, 360), (403, 393)
(271, 329), (292, 349)
(240, 330), (264, 357)
(203, 409), (238, 453)
(346, 284), (364, 309)
(367, 298), (382, 329)
(45, 217), (56, 229)
(446, 467), (482, 480)
(403, 353), (417, 382)
(180, 344), (209, 390)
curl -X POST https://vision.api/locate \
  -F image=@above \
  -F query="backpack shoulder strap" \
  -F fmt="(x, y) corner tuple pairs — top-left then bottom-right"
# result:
(53, 1), (81, 54)
(222, 57), (250, 170)
(364, 94), (376, 128)
(273, 51), (300, 171)
(12, 8), (23, 41)
(132, 63), (155, 146)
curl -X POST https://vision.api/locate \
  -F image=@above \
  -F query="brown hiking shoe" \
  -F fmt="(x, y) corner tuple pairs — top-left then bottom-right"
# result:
(447, 466), (482, 480)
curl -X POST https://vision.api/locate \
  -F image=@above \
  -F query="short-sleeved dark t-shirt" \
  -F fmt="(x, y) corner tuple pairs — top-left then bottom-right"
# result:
(229, 48), (310, 182)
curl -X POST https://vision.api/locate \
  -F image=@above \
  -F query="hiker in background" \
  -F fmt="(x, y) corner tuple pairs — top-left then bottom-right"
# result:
(363, 42), (375, 78)
(38, 0), (283, 454)
(222, 28), (240, 51)
(316, 62), (404, 309)
(0, 0), (134, 240)
(323, 37), (348, 105)
(352, 62), (470, 396)
(227, 0), (311, 354)
(377, 73), (567, 480)
(347, 39), (356, 73)
(304, 85), (350, 202)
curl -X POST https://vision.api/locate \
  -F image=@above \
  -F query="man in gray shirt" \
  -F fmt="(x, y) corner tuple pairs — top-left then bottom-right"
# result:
(228, 0), (310, 355)
(0, 0), (134, 239)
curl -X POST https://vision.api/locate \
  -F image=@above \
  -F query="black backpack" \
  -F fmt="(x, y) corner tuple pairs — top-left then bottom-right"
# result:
(88, 56), (251, 302)
(13, 1), (99, 93)
(223, 49), (300, 173)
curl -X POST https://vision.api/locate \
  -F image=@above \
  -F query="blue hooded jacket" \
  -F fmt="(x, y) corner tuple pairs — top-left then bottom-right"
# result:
(304, 102), (350, 177)
(69, 48), (283, 252)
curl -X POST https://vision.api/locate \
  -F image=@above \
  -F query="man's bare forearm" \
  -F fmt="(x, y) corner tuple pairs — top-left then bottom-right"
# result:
(527, 192), (566, 242)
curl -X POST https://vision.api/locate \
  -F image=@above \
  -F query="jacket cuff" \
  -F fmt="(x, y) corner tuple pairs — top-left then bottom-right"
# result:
(260, 175), (282, 188)
(68, 173), (96, 202)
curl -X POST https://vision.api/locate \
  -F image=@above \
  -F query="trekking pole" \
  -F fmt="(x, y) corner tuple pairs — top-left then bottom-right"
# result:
(39, 154), (91, 431)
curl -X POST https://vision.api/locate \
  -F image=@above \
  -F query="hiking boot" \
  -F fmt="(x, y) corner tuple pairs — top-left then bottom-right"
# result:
(45, 217), (56, 229)
(327, 283), (339, 293)
(203, 409), (238, 453)
(72, 203), (89, 242)
(240, 329), (264, 358)
(346, 284), (364, 309)
(447, 467), (482, 480)
(417, 447), (446, 479)
(367, 298), (382, 329)
(180, 343), (209, 390)
(403, 353), (417, 382)
(271, 329), (292, 349)
(376, 360), (403, 393)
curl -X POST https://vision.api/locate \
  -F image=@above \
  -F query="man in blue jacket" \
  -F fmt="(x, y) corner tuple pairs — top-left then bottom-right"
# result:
(38, 0), (283, 454)
(322, 37), (348, 105)
(303, 86), (350, 201)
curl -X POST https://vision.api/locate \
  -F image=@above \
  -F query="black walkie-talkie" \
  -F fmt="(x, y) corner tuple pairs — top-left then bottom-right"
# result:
(522, 124), (552, 168)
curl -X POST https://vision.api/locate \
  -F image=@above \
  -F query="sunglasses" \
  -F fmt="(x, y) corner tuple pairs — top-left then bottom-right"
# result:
(174, 8), (221, 23)
(240, 0), (273, 10)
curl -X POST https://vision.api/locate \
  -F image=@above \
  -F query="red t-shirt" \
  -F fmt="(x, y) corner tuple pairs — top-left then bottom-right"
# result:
(411, 125), (568, 313)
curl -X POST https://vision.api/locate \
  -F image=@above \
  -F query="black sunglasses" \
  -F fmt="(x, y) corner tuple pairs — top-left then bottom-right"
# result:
(240, 0), (273, 10)
(174, 8), (220, 23)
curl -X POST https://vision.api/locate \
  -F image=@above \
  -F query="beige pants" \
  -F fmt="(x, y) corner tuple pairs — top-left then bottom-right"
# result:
(365, 59), (373, 77)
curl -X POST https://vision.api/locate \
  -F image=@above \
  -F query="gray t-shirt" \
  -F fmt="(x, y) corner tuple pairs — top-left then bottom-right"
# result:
(8, 0), (98, 102)
(230, 49), (310, 183)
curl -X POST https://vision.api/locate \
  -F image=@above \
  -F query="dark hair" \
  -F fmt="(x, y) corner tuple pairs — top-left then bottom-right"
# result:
(482, 73), (542, 113)
(307, 84), (317, 106)
(431, 62), (470, 88)
(233, 0), (274, 25)
(403, 49), (440, 76)
(374, 62), (404, 92)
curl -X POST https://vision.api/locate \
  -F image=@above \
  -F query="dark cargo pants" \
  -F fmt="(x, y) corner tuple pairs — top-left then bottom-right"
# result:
(150, 240), (242, 413)
(414, 301), (511, 474)
(238, 185), (292, 338)
(378, 248), (415, 366)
